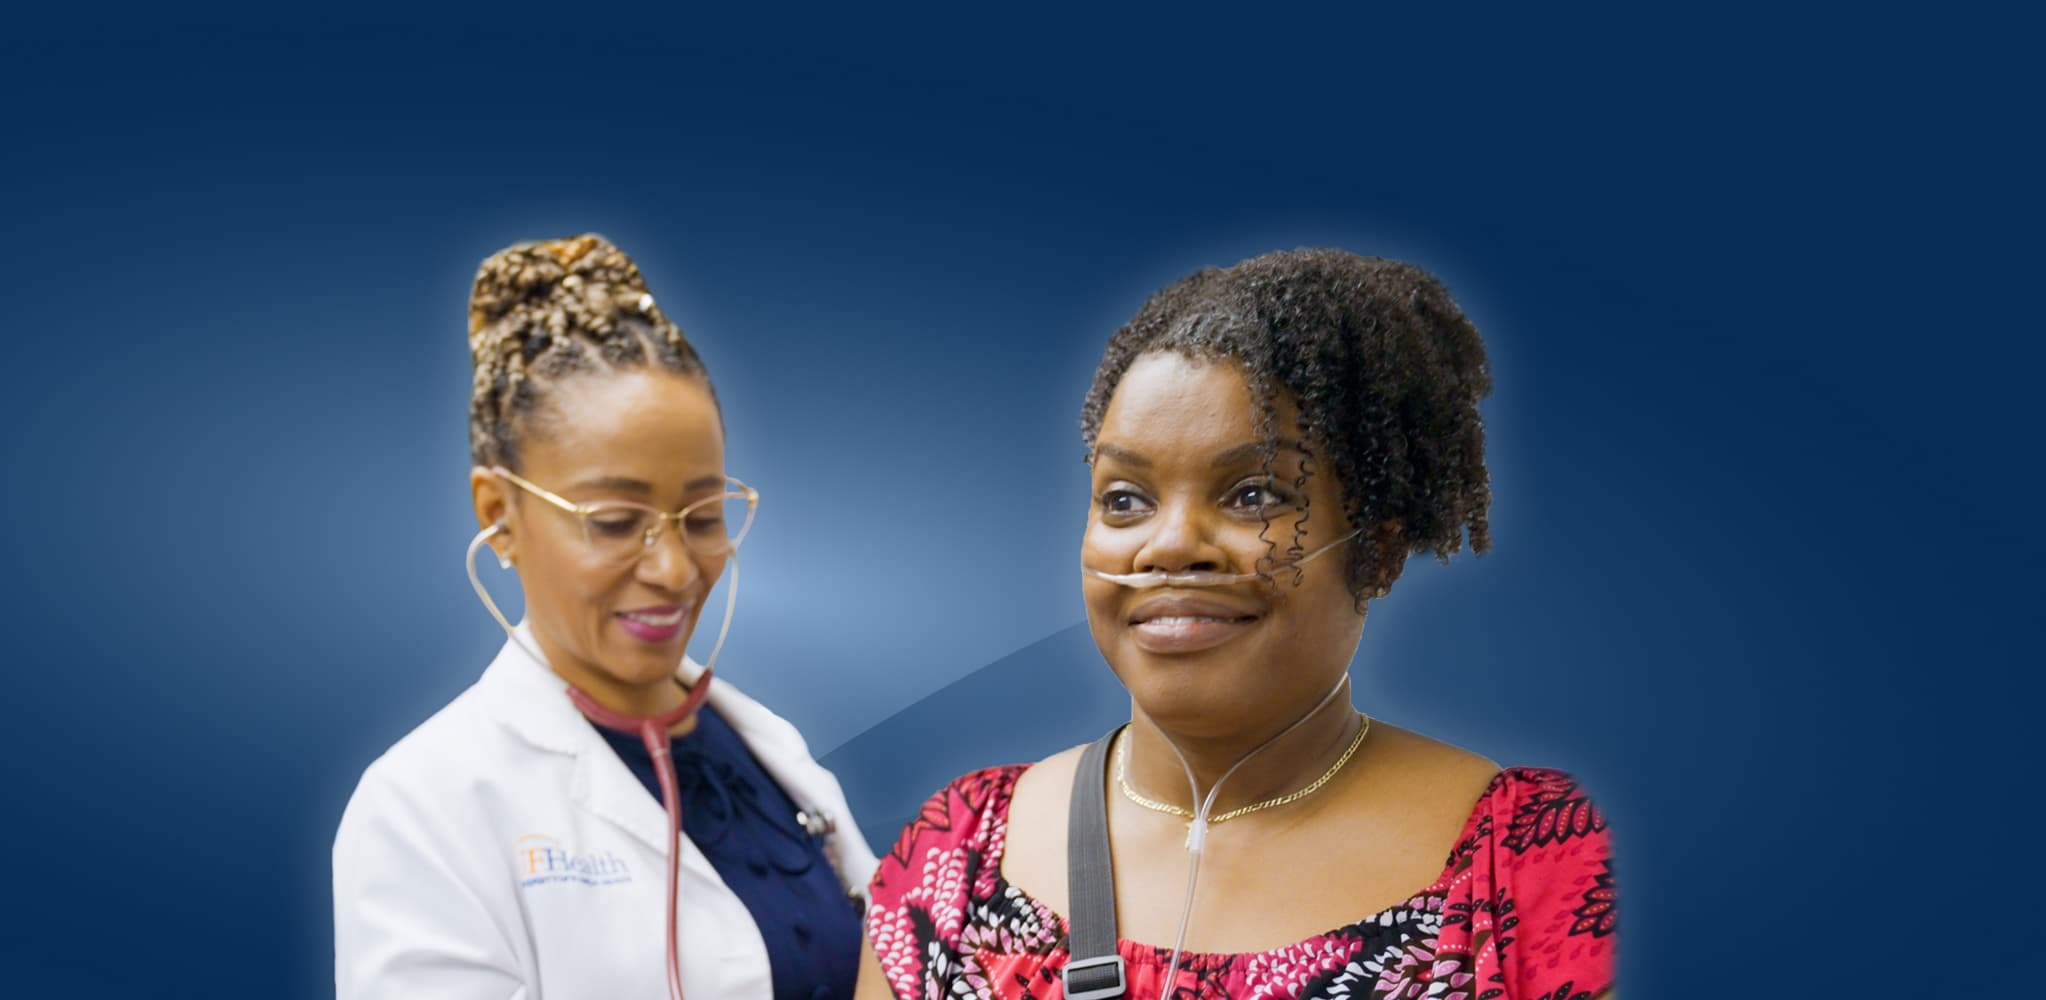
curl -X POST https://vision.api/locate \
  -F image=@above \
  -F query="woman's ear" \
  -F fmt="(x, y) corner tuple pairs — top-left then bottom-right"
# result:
(472, 466), (514, 565)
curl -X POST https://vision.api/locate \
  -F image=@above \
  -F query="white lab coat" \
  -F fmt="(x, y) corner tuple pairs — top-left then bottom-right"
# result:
(333, 626), (878, 999)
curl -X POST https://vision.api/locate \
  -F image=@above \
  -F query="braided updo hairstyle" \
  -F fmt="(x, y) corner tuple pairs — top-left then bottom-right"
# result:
(467, 234), (713, 469)
(1080, 248), (1493, 607)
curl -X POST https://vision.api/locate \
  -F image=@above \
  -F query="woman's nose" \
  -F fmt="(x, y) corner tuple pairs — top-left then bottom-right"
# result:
(635, 523), (705, 592)
(1133, 498), (1226, 573)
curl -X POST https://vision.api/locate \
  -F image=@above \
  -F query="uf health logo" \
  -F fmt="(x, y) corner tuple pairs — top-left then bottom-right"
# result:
(514, 834), (632, 889)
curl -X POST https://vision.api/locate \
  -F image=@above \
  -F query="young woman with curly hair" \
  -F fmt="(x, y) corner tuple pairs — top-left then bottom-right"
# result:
(861, 249), (1615, 1000)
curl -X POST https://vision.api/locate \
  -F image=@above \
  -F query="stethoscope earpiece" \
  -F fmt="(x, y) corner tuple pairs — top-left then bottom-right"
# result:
(482, 521), (513, 569)
(466, 523), (543, 664)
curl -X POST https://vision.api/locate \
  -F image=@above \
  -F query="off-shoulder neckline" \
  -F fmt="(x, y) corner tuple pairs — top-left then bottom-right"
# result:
(980, 762), (1524, 961)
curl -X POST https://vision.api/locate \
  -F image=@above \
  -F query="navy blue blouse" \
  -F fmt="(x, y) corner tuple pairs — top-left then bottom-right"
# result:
(594, 707), (861, 1000)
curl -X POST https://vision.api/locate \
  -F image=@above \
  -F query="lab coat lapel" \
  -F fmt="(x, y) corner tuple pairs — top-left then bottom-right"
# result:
(475, 628), (681, 861)
(469, 627), (872, 892)
(570, 734), (674, 857)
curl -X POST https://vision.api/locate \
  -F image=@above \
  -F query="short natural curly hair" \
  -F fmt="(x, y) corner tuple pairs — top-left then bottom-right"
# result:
(466, 234), (714, 469)
(1081, 248), (1493, 604)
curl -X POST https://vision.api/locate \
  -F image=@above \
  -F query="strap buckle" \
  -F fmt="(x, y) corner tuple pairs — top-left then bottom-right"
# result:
(1062, 954), (1126, 1000)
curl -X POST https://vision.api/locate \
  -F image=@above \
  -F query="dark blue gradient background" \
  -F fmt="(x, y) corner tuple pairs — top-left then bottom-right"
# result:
(1, 6), (2035, 998)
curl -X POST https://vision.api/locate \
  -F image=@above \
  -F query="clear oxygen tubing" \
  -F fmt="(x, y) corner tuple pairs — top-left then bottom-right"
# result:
(1081, 528), (1360, 589)
(1085, 522), (1366, 990)
(1133, 671), (1356, 994)
(467, 521), (742, 1000)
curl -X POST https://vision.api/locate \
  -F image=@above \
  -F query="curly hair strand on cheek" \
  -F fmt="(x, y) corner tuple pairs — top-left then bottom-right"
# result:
(1080, 248), (1493, 610)
(465, 234), (715, 471)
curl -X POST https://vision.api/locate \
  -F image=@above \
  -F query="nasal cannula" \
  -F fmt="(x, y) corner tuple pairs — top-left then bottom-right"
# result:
(1083, 528), (1360, 588)
(1083, 525), (1364, 991)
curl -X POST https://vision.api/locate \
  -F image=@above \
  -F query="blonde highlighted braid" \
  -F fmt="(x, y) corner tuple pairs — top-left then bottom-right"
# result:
(466, 234), (712, 469)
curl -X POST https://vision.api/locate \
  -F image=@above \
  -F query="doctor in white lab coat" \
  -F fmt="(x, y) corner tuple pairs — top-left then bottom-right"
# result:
(334, 627), (877, 999)
(335, 235), (877, 999)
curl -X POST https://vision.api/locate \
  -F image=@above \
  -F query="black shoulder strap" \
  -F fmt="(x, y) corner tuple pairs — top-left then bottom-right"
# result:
(1063, 729), (1126, 1000)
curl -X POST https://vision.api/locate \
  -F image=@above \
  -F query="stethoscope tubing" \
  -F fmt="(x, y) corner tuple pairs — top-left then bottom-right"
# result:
(468, 521), (740, 1000)
(566, 682), (710, 1000)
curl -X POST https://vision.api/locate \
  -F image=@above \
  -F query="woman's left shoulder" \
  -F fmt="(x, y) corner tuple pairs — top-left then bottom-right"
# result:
(1447, 767), (1617, 997)
(1470, 766), (1613, 857)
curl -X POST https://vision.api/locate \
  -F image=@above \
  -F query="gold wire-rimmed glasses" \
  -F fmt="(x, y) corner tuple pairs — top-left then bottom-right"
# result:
(493, 466), (759, 563)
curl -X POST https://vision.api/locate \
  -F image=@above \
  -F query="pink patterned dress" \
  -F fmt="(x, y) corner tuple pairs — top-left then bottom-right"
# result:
(866, 765), (1614, 1000)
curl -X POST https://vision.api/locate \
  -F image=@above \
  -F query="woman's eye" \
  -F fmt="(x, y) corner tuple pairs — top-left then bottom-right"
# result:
(1228, 482), (1293, 512)
(1098, 489), (1153, 517)
(588, 512), (647, 537)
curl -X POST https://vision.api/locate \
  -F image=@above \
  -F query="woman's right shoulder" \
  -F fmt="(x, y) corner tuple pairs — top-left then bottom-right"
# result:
(864, 762), (1031, 998)
(871, 764), (1027, 876)
(872, 740), (1100, 869)
(340, 686), (512, 822)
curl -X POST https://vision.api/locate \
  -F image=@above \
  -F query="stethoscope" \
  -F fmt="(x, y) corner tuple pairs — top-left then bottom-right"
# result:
(468, 520), (827, 1000)
(562, 681), (707, 1000)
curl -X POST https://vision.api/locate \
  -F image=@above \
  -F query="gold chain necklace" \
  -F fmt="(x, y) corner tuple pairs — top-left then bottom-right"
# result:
(1115, 713), (1371, 837)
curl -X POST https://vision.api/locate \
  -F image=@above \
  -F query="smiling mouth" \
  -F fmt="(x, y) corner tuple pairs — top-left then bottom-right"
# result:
(619, 607), (687, 627)
(1127, 612), (1261, 654)
(1132, 614), (1258, 626)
